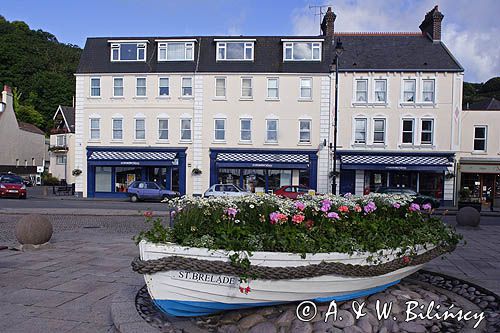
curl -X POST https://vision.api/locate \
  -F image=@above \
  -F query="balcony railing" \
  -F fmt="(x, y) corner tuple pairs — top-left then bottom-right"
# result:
(50, 128), (70, 135)
(48, 145), (69, 153)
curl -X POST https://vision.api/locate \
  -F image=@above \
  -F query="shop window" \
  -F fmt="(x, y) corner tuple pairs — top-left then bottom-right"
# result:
(115, 167), (141, 192)
(460, 173), (481, 199)
(95, 167), (112, 192)
(268, 170), (292, 192)
(419, 172), (443, 199)
(243, 169), (265, 193)
(299, 169), (310, 188)
(363, 171), (387, 194)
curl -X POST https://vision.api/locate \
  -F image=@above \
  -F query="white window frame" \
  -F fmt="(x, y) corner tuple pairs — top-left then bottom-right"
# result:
(299, 119), (311, 143)
(56, 135), (66, 146)
(90, 77), (101, 97)
(374, 79), (387, 103)
(299, 77), (312, 100)
(241, 77), (253, 99)
(180, 118), (192, 142)
(181, 77), (193, 97)
(420, 119), (434, 145)
(113, 77), (124, 97)
(158, 118), (169, 141)
(240, 118), (252, 142)
(157, 42), (194, 61)
(135, 77), (147, 97)
(422, 79), (435, 103)
(401, 118), (415, 144)
(134, 118), (146, 141)
(110, 42), (146, 62)
(158, 77), (169, 97)
(266, 119), (279, 143)
(373, 118), (386, 144)
(56, 155), (67, 165)
(214, 119), (226, 142)
(283, 41), (322, 61)
(89, 118), (100, 140)
(355, 79), (368, 103)
(473, 126), (487, 152)
(112, 118), (123, 141)
(215, 77), (227, 99)
(402, 79), (417, 103)
(354, 118), (367, 144)
(267, 77), (279, 100)
(216, 41), (254, 61)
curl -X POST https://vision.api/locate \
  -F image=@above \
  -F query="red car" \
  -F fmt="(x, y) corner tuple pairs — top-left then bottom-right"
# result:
(0, 176), (27, 199)
(274, 185), (310, 199)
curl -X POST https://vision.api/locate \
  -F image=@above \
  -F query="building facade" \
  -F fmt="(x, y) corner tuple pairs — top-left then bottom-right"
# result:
(74, 6), (463, 204)
(49, 105), (76, 184)
(457, 98), (500, 209)
(0, 85), (47, 178)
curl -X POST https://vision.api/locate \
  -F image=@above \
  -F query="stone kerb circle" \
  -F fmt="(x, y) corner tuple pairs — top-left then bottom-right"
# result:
(456, 207), (481, 227)
(15, 214), (53, 245)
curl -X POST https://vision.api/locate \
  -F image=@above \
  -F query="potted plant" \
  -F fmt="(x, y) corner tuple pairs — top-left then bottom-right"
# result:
(458, 188), (482, 212)
(191, 168), (202, 175)
(133, 194), (461, 317)
(72, 169), (82, 177)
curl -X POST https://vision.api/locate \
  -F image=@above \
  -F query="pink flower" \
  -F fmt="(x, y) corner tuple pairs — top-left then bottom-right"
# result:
(402, 256), (411, 265)
(294, 201), (306, 211)
(292, 214), (305, 224)
(392, 202), (401, 209)
(363, 201), (377, 214)
(338, 205), (349, 213)
(225, 207), (238, 218)
(170, 210), (176, 218)
(327, 212), (340, 219)
(409, 203), (420, 212)
(269, 212), (288, 225)
(320, 199), (332, 212)
(422, 203), (432, 211)
(269, 212), (279, 224)
(143, 211), (153, 218)
(354, 205), (362, 213)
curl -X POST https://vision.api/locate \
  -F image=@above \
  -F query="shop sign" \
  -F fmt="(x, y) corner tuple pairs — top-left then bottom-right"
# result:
(251, 163), (273, 168)
(120, 161), (140, 166)
(461, 164), (500, 173)
(385, 166), (407, 170)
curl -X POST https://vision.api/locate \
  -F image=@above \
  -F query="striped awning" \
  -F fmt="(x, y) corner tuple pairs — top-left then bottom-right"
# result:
(339, 153), (453, 171)
(216, 152), (309, 164)
(88, 150), (177, 161)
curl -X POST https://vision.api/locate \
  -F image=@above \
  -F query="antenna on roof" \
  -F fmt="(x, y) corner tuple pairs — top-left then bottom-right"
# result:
(309, 4), (332, 35)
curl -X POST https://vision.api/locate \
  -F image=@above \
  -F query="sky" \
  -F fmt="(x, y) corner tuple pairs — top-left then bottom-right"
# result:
(1, 0), (499, 82)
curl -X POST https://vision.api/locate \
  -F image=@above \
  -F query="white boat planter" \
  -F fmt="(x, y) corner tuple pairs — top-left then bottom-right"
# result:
(135, 240), (443, 317)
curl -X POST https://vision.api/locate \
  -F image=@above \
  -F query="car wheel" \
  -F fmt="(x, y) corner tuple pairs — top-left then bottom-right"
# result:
(130, 195), (139, 203)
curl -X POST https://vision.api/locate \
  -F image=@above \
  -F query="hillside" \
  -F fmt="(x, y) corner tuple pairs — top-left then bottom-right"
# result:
(0, 15), (81, 132)
(463, 77), (500, 107)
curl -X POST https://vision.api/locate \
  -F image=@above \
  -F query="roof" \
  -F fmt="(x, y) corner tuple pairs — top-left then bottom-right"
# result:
(77, 36), (333, 74)
(76, 33), (462, 74)
(53, 105), (75, 132)
(18, 122), (45, 135)
(333, 34), (462, 71)
(466, 98), (500, 110)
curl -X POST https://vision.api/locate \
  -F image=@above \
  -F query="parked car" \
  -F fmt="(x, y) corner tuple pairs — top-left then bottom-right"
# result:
(375, 187), (440, 208)
(204, 184), (250, 198)
(274, 185), (310, 199)
(127, 181), (180, 202)
(0, 173), (32, 186)
(0, 175), (27, 199)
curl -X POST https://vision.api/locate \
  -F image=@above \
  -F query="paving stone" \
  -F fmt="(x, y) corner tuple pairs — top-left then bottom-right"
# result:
(2, 317), (80, 333)
(2, 288), (82, 307)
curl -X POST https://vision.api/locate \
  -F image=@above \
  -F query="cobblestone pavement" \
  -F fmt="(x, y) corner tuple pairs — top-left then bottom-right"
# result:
(0, 213), (499, 332)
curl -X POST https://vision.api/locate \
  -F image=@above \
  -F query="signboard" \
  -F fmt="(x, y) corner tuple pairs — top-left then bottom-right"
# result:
(460, 164), (500, 174)
(36, 166), (44, 173)
(308, 189), (316, 196)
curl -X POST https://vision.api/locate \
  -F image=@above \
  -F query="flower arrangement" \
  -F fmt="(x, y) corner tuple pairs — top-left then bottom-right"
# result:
(135, 193), (461, 258)
(72, 169), (82, 176)
(191, 168), (202, 175)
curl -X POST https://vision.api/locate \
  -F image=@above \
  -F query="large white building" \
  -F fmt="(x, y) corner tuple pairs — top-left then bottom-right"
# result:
(74, 6), (463, 205)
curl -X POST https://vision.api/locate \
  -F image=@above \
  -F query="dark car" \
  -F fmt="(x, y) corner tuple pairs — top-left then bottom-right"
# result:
(375, 187), (440, 208)
(0, 175), (27, 199)
(127, 181), (179, 202)
(274, 185), (310, 199)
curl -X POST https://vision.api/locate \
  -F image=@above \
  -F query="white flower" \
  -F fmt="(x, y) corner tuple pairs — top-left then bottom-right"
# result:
(235, 219), (240, 224)
(249, 204), (255, 209)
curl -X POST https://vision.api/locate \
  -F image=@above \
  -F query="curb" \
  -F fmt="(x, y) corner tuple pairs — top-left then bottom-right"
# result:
(111, 285), (161, 333)
(0, 209), (169, 217)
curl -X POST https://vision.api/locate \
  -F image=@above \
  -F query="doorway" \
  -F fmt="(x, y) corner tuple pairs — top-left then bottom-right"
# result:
(389, 172), (417, 190)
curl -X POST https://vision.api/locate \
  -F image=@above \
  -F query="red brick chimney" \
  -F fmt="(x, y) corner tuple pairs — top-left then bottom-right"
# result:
(3, 85), (12, 93)
(321, 7), (336, 37)
(419, 5), (444, 42)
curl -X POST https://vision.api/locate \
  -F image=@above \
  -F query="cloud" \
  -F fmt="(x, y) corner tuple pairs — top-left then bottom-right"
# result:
(291, 0), (499, 82)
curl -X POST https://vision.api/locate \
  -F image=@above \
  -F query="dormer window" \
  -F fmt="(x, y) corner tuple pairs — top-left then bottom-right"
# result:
(216, 40), (254, 61)
(110, 41), (147, 61)
(283, 41), (322, 61)
(157, 41), (194, 61)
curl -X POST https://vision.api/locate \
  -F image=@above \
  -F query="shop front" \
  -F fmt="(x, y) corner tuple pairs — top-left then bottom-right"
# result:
(209, 148), (318, 193)
(337, 151), (454, 202)
(458, 159), (500, 209)
(86, 147), (186, 198)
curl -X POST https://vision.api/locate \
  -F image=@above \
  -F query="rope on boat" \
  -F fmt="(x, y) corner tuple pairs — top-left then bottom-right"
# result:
(131, 245), (454, 279)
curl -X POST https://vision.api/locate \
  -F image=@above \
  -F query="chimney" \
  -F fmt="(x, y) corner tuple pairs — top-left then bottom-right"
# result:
(321, 7), (336, 37)
(419, 5), (444, 42)
(3, 85), (12, 94)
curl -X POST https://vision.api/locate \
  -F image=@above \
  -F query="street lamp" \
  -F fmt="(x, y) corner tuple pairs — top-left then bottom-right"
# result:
(331, 38), (344, 195)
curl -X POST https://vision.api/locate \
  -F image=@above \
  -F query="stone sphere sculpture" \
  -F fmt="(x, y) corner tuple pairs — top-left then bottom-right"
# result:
(15, 214), (53, 245)
(456, 207), (480, 227)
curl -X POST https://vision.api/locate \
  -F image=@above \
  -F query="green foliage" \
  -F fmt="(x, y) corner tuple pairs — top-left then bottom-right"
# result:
(463, 77), (500, 107)
(135, 194), (462, 258)
(0, 16), (81, 132)
(41, 172), (59, 186)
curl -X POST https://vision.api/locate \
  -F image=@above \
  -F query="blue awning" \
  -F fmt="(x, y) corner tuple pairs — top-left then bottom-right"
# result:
(215, 151), (311, 169)
(339, 152), (453, 171)
(88, 150), (177, 161)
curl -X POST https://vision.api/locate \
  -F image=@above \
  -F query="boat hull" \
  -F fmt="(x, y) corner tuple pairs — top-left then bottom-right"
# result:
(139, 241), (426, 317)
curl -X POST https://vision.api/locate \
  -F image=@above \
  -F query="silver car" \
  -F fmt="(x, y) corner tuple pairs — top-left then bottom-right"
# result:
(203, 184), (250, 198)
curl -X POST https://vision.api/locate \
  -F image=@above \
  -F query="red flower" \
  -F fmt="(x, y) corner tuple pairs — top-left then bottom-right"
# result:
(338, 205), (349, 213)
(292, 214), (305, 224)
(245, 286), (251, 294)
(305, 219), (314, 230)
(143, 211), (153, 218)
(354, 205), (362, 213)
(402, 256), (411, 265)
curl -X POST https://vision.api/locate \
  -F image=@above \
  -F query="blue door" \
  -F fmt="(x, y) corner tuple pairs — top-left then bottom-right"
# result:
(340, 170), (356, 195)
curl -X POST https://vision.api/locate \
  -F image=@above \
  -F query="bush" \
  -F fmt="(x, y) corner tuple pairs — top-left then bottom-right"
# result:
(42, 172), (59, 186)
(136, 194), (461, 258)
